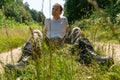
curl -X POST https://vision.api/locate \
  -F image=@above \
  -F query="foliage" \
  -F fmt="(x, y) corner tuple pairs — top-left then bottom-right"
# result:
(106, 0), (120, 23)
(96, 0), (117, 9)
(0, 18), (42, 53)
(64, 0), (93, 24)
(23, 2), (45, 23)
(64, 0), (119, 24)
(0, 0), (14, 9)
(72, 11), (120, 43)
(0, 9), (5, 27)
(1, 0), (45, 24)
(30, 9), (45, 23)
(4, 1), (33, 24)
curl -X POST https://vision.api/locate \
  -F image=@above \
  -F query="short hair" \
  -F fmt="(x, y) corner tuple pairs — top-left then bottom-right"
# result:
(53, 3), (63, 11)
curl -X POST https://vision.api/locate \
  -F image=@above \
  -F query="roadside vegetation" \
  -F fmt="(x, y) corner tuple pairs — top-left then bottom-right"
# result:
(0, 15), (41, 53)
(0, 0), (120, 80)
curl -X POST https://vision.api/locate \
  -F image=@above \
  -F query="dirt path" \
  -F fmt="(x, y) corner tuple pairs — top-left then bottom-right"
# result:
(0, 47), (22, 74)
(0, 42), (120, 74)
(93, 42), (120, 64)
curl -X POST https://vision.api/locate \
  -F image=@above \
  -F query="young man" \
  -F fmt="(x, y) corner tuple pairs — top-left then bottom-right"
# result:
(44, 3), (69, 38)
(6, 3), (113, 68)
(43, 3), (70, 46)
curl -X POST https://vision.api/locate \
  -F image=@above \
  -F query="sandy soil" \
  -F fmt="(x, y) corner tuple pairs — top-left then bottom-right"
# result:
(94, 42), (120, 64)
(0, 47), (22, 74)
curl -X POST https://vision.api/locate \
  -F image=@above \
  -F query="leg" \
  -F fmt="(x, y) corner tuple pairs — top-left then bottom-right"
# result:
(6, 30), (43, 68)
(78, 37), (114, 66)
(68, 27), (114, 65)
(18, 29), (43, 62)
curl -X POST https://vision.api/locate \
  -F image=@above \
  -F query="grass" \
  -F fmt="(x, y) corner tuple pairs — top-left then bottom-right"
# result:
(1, 44), (120, 80)
(0, 20), (42, 53)
(0, 27), (29, 53)
(73, 13), (120, 44)
(0, 30), (120, 79)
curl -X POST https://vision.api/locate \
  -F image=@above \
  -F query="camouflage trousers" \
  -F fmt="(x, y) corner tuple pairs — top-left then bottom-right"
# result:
(21, 27), (96, 65)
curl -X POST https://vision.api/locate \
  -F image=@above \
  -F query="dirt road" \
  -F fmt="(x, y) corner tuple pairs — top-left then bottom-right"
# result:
(0, 47), (22, 74)
(94, 42), (120, 64)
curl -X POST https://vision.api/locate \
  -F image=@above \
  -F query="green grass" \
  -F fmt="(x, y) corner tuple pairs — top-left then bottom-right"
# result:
(1, 44), (120, 80)
(0, 27), (29, 53)
(0, 27), (120, 79)
(0, 20), (42, 53)
(73, 13), (120, 44)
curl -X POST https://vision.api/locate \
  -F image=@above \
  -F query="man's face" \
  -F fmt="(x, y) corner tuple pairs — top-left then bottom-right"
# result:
(52, 5), (62, 17)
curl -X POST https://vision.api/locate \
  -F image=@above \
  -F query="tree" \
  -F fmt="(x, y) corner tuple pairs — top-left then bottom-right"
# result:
(0, 0), (15, 8)
(4, 1), (33, 24)
(30, 9), (45, 23)
(24, 2), (30, 10)
(64, 0), (93, 24)
(2, 0), (45, 24)
(64, 0), (119, 24)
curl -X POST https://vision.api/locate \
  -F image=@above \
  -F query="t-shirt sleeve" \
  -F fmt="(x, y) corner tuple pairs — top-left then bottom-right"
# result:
(44, 18), (51, 30)
(44, 19), (48, 29)
(64, 17), (69, 28)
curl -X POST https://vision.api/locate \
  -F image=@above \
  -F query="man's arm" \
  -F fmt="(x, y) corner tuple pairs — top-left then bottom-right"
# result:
(42, 18), (48, 37)
(42, 27), (47, 37)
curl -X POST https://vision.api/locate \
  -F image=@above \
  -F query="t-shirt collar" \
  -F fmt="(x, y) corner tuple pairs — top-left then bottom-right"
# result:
(52, 17), (61, 21)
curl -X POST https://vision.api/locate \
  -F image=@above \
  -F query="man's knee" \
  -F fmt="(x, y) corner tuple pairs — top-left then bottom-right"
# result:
(71, 27), (82, 37)
(69, 27), (82, 44)
(23, 30), (43, 56)
(33, 30), (43, 40)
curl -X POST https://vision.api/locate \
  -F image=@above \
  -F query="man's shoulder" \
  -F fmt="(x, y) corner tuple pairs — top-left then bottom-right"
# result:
(45, 18), (50, 21)
(45, 18), (51, 23)
(60, 16), (68, 22)
(61, 16), (67, 19)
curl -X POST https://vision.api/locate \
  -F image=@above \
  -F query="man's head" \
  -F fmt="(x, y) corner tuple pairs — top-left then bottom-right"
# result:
(52, 3), (63, 19)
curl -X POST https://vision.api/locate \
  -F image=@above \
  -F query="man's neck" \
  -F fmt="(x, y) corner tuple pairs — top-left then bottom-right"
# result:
(53, 16), (60, 20)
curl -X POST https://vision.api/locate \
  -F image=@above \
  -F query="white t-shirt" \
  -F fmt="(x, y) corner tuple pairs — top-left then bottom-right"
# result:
(45, 16), (69, 39)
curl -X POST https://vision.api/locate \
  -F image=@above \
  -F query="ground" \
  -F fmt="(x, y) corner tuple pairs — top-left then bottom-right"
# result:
(94, 42), (120, 63)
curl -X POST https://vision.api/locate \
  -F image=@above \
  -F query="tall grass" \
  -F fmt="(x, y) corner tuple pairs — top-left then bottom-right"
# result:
(0, 26), (120, 80)
(73, 13), (120, 44)
(0, 17), (120, 80)
(0, 19), (41, 53)
(1, 43), (120, 80)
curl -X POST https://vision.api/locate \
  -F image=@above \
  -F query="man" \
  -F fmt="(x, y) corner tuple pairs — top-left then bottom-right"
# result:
(6, 3), (113, 68)
(43, 3), (70, 46)
(44, 3), (69, 38)
(6, 3), (71, 68)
